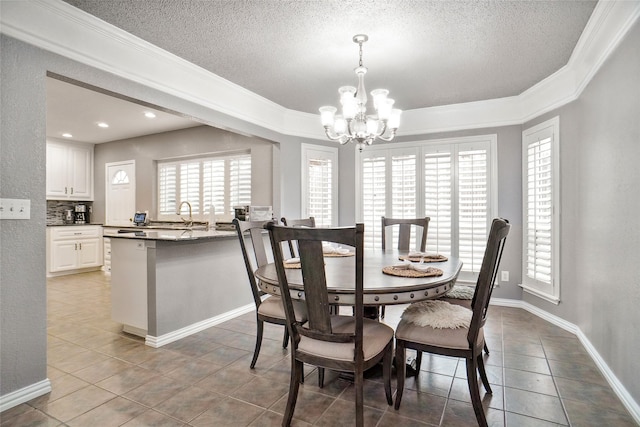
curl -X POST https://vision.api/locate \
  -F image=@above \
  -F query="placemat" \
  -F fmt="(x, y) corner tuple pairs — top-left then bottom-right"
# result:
(382, 266), (444, 278)
(324, 252), (355, 257)
(283, 260), (301, 269)
(398, 254), (448, 263)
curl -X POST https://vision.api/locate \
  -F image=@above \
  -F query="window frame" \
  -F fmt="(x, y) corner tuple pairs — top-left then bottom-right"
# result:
(156, 150), (251, 220)
(521, 116), (561, 304)
(300, 144), (338, 227)
(356, 134), (498, 283)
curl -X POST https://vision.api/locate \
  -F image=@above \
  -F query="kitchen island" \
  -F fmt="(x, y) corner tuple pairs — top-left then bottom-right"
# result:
(104, 227), (254, 347)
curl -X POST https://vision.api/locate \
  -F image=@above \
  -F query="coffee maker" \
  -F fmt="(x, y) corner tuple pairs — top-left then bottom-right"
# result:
(74, 204), (88, 224)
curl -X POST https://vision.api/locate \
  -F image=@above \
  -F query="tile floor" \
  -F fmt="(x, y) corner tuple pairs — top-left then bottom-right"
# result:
(1, 271), (636, 426)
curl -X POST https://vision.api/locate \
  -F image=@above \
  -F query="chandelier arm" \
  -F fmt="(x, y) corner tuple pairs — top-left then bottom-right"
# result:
(323, 128), (345, 141)
(377, 130), (398, 142)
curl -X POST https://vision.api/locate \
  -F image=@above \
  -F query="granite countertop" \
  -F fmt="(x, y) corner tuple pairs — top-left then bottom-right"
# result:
(47, 223), (103, 227)
(103, 227), (236, 241)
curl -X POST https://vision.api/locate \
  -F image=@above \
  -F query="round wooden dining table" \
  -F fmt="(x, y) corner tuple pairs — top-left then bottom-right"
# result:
(254, 249), (463, 306)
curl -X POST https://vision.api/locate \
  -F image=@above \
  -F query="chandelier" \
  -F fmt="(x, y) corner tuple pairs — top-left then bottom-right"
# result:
(319, 34), (402, 152)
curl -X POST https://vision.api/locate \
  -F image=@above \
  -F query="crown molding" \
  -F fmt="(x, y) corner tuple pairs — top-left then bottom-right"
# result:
(1, 0), (638, 140)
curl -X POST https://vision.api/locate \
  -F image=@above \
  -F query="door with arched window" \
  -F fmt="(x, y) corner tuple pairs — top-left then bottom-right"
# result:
(106, 161), (136, 226)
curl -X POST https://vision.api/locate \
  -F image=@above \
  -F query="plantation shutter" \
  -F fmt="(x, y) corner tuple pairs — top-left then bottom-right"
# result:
(202, 159), (225, 215)
(158, 152), (251, 219)
(526, 136), (553, 284)
(158, 163), (177, 216)
(457, 147), (489, 273)
(424, 150), (452, 255)
(391, 152), (418, 248)
(180, 161), (201, 214)
(361, 155), (386, 249)
(307, 158), (333, 227)
(230, 156), (252, 214)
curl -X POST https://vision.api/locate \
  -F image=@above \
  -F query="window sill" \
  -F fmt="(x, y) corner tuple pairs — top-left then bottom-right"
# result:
(519, 284), (560, 305)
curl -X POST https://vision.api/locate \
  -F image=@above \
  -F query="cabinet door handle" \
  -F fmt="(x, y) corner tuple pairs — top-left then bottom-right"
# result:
(65, 187), (68, 194)
(71, 187), (74, 194)
(75, 243), (78, 250)
(79, 242), (82, 250)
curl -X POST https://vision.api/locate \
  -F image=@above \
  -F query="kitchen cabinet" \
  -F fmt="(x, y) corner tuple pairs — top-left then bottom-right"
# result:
(47, 226), (103, 276)
(46, 140), (94, 200)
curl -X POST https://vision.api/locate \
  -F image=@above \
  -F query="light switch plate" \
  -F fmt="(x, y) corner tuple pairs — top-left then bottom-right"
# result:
(0, 198), (31, 219)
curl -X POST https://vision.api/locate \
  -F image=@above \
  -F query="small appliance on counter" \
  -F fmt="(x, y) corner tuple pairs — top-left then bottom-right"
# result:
(74, 204), (88, 224)
(233, 205), (273, 222)
(64, 209), (75, 224)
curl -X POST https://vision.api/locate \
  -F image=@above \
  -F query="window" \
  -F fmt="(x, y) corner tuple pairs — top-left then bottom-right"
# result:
(522, 117), (560, 303)
(301, 144), (338, 227)
(358, 135), (497, 282)
(157, 152), (251, 218)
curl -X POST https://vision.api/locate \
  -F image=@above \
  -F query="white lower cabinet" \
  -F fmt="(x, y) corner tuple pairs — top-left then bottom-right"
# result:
(47, 226), (103, 275)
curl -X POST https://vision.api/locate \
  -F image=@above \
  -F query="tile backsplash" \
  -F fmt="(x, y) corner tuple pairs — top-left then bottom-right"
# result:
(47, 200), (93, 225)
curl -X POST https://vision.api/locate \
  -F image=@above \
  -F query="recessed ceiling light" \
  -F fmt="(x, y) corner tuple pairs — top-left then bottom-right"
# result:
(144, 112), (156, 118)
(62, 133), (73, 138)
(97, 122), (109, 128)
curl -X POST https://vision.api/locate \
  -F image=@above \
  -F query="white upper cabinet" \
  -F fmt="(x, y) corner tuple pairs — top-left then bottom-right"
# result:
(46, 140), (94, 200)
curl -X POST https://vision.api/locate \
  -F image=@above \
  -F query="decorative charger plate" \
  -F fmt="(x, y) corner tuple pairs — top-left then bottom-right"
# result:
(382, 266), (444, 278)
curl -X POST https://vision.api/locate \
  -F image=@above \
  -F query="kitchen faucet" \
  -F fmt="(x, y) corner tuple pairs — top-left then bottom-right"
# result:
(177, 201), (193, 227)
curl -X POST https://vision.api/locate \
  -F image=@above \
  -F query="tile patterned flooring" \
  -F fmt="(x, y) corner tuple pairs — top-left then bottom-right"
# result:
(1, 271), (636, 426)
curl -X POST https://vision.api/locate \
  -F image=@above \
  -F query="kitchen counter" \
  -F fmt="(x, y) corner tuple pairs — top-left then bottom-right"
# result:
(108, 224), (252, 347)
(47, 223), (103, 226)
(103, 227), (235, 241)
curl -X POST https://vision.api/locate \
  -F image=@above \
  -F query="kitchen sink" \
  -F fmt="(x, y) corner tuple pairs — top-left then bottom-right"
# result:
(143, 220), (209, 230)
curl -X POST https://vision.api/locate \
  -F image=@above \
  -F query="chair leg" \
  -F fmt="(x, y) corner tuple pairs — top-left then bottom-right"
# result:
(415, 351), (423, 374)
(380, 305), (386, 318)
(282, 326), (289, 349)
(355, 368), (364, 427)
(283, 358), (302, 427)
(466, 357), (489, 427)
(483, 342), (490, 354)
(251, 319), (264, 369)
(477, 354), (492, 394)
(318, 367), (325, 388)
(394, 342), (407, 410)
(383, 341), (393, 405)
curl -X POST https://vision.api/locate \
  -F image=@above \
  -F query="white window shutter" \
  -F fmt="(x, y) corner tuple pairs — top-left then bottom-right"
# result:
(391, 152), (418, 248)
(307, 158), (333, 227)
(361, 155), (386, 249)
(424, 151), (452, 255)
(457, 148), (489, 273)
(158, 163), (177, 216)
(522, 116), (560, 303)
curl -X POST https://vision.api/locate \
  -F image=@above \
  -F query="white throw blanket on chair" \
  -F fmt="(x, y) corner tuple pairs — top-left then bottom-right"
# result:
(401, 300), (472, 329)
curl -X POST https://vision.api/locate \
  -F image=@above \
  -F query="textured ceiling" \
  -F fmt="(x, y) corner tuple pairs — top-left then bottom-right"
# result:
(62, 0), (597, 114)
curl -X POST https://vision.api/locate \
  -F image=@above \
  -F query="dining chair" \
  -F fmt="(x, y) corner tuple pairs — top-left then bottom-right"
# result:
(380, 216), (430, 318)
(265, 222), (394, 427)
(439, 285), (491, 355)
(280, 216), (315, 258)
(233, 218), (308, 369)
(381, 216), (430, 252)
(394, 218), (510, 427)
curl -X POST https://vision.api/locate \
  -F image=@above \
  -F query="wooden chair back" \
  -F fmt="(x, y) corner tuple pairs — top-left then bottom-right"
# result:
(266, 223), (365, 355)
(280, 216), (315, 258)
(381, 217), (430, 251)
(233, 218), (275, 308)
(467, 218), (510, 348)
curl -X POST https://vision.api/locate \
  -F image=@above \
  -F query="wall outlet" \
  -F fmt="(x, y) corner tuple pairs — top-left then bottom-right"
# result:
(501, 271), (509, 282)
(0, 198), (31, 220)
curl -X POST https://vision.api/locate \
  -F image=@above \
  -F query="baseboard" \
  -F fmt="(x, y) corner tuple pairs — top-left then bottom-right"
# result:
(145, 302), (255, 348)
(0, 379), (51, 412)
(491, 298), (640, 424)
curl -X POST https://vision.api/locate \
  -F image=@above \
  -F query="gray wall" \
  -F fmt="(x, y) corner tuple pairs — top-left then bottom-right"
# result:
(523, 20), (640, 401)
(93, 125), (275, 223)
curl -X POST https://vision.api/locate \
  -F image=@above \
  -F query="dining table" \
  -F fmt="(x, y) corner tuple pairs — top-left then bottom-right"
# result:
(254, 249), (463, 307)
